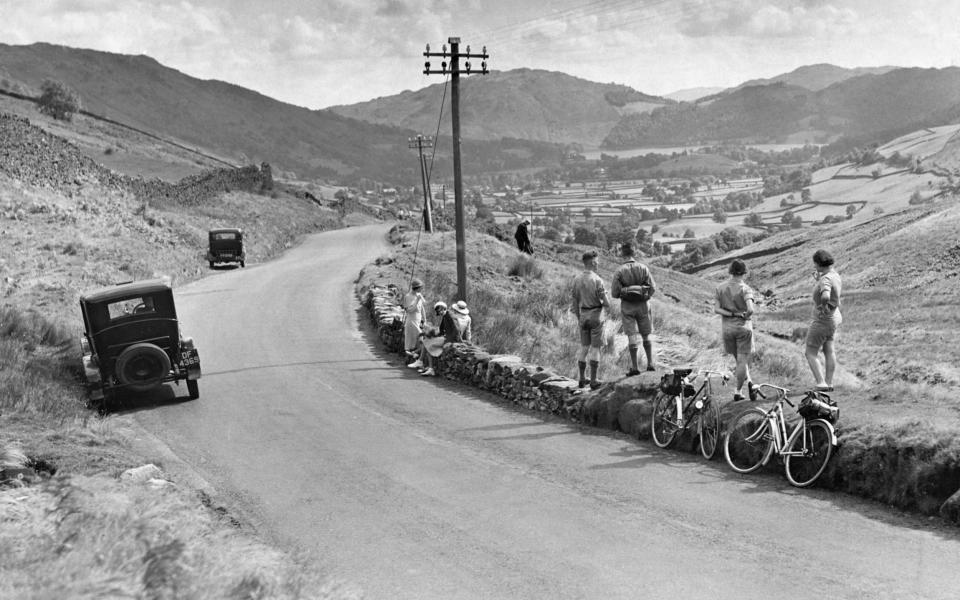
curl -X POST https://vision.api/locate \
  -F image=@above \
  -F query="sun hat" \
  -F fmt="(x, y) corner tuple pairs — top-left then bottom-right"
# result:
(450, 300), (469, 315)
(434, 301), (447, 311)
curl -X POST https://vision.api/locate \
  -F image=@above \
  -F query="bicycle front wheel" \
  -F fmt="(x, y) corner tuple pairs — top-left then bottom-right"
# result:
(699, 397), (722, 460)
(724, 408), (773, 474)
(785, 419), (834, 487)
(651, 392), (679, 448)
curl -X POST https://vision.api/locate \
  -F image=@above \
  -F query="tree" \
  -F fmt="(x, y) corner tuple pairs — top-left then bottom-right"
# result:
(744, 213), (763, 227)
(38, 79), (81, 121)
(582, 207), (593, 219)
(781, 210), (795, 225)
(712, 209), (727, 224)
(801, 188), (811, 203)
(845, 204), (858, 219)
(683, 228), (696, 238)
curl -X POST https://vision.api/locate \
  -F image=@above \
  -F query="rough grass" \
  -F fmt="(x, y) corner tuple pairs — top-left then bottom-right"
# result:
(0, 475), (358, 600)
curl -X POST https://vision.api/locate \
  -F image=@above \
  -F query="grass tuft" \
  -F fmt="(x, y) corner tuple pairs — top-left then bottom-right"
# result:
(507, 254), (543, 279)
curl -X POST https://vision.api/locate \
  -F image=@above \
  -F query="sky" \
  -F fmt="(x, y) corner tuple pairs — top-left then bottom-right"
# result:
(2, 0), (960, 109)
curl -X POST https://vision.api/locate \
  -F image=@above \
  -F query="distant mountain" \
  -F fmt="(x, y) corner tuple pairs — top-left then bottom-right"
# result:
(603, 67), (960, 148)
(0, 43), (563, 183)
(327, 69), (673, 147)
(733, 64), (899, 93)
(663, 87), (725, 102)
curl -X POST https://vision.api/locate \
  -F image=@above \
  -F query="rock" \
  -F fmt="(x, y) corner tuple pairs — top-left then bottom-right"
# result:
(120, 463), (164, 484)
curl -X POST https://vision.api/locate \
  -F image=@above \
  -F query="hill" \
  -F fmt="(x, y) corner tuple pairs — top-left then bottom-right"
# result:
(327, 68), (672, 147)
(0, 43), (565, 183)
(734, 64), (897, 92)
(603, 67), (960, 148)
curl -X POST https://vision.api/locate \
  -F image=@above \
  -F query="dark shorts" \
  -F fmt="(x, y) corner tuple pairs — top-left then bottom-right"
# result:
(806, 319), (839, 349)
(579, 309), (603, 348)
(621, 303), (652, 337)
(722, 323), (755, 356)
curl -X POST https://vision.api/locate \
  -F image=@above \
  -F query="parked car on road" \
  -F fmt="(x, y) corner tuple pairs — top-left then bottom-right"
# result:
(79, 279), (201, 407)
(206, 227), (245, 268)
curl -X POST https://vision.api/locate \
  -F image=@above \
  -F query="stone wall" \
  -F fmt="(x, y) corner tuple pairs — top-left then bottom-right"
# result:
(363, 284), (960, 525)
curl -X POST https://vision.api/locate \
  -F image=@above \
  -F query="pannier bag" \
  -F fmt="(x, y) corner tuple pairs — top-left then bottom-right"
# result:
(798, 392), (839, 423)
(660, 368), (694, 396)
(620, 285), (653, 303)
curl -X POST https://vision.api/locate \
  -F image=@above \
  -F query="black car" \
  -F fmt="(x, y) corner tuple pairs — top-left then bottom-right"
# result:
(79, 279), (201, 406)
(206, 227), (245, 268)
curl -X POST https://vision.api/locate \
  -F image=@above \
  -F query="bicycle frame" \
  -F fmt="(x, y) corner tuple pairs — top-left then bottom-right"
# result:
(673, 370), (726, 428)
(746, 389), (838, 466)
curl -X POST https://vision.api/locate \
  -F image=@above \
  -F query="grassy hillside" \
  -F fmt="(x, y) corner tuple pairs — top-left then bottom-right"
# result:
(734, 64), (897, 93)
(328, 68), (672, 147)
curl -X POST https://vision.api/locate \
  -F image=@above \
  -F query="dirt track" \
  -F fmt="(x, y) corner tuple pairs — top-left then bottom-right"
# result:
(132, 224), (960, 600)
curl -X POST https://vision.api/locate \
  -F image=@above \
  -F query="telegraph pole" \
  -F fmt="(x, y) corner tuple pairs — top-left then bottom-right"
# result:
(423, 38), (488, 302)
(408, 134), (434, 232)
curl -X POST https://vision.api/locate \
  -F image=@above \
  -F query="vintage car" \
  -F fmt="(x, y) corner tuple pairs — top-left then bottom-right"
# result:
(79, 279), (201, 406)
(206, 227), (245, 268)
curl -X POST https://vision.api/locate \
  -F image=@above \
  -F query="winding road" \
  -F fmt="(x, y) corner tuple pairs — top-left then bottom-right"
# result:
(133, 223), (960, 599)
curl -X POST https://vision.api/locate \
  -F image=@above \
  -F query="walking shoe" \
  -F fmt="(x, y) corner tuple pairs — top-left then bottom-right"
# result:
(589, 381), (602, 390)
(733, 392), (745, 402)
(747, 381), (758, 402)
(645, 365), (657, 372)
(578, 379), (588, 388)
(420, 368), (436, 377)
(626, 368), (641, 377)
(407, 360), (424, 369)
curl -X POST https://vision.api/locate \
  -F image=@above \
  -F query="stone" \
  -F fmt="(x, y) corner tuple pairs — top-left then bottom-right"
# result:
(120, 463), (164, 484)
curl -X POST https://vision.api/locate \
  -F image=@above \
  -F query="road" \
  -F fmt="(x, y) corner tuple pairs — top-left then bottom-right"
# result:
(134, 223), (960, 599)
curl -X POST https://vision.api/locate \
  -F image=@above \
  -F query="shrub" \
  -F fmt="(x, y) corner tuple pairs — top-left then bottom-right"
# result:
(507, 255), (543, 279)
(38, 79), (82, 121)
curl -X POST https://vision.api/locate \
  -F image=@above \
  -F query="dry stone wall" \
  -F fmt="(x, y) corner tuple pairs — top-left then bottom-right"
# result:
(0, 112), (270, 204)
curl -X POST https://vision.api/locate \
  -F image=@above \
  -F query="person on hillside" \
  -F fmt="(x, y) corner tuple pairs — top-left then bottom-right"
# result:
(805, 249), (842, 391)
(611, 242), (657, 375)
(571, 250), (611, 390)
(403, 278), (427, 369)
(515, 219), (533, 254)
(715, 259), (757, 401)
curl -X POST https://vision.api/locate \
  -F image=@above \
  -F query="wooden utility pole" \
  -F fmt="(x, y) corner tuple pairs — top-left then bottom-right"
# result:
(408, 134), (434, 232)
(423, 38), (488, 302)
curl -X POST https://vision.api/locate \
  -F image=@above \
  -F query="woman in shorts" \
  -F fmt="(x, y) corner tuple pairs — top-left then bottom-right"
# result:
(805, 249), (842, 391)
(714, 259), (756, 401)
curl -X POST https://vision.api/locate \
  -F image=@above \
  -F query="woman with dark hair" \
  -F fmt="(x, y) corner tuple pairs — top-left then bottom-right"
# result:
(805, 249), (842, 391)
(714, 259), (756, 401)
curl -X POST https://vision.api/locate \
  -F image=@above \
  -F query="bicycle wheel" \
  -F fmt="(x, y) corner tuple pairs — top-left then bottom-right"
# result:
(699, 397), (722, 460)
(785, 419), (834, 487)
(651, 392), (679, 448)
(724, 408), (773, 474)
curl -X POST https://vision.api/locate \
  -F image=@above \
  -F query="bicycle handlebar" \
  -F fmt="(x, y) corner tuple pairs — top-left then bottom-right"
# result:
(753, 382), (795, 407)
(688, 369), (731, 384)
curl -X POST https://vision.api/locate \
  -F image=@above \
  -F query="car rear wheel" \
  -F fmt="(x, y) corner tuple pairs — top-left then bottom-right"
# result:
(115, 343), (171, 392)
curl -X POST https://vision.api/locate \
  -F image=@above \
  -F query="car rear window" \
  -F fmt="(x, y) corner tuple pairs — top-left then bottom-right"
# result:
(107, 297), (156, 319)
(213, 232), (238, 240)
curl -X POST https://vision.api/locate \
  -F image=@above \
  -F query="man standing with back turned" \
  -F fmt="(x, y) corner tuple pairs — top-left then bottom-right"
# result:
(611, 242), (657, 375)
(571, 250), (610, 390)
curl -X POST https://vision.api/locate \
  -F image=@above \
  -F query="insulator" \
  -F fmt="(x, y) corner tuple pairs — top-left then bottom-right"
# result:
(465, 61), (471, 72)
(425, 43), (430, 53)
(482, 46), (487, 55)
(424, 61), (430, 70)
(481, 60), (487, 71)
(441, 61), (447, 72)
(442, 44), (447, 53)
(466, 45), (471, 54)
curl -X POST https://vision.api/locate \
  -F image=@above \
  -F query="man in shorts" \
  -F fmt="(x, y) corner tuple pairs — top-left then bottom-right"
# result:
(611, 242), (657, 375)
(571, 250), (610, 390)
(715, 259), (756, 401)
(805, 249), (842, 391)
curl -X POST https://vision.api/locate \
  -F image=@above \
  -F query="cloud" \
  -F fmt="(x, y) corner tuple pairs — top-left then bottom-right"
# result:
(677, 0), (858, 39)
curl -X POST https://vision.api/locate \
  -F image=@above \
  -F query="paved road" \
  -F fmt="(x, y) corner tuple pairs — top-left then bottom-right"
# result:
(134, 224), (960, 599)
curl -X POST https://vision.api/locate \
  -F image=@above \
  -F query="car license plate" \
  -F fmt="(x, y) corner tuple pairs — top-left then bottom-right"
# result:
(180, 348), (200, 367)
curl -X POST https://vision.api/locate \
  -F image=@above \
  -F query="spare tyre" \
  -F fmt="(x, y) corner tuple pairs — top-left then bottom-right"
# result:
(115, 343), (171, 391)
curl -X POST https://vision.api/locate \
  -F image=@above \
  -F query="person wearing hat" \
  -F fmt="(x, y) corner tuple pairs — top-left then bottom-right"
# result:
(611, 242), (657, 375)
(414, 301), (449, 377)
(403, 278), (427, 368)
(443, 300), (473, 344)
(571, 249), (610, 390)
(805, 249), (842, 392)
(515, 218), (533, 255)
(715, 259), (756, 401)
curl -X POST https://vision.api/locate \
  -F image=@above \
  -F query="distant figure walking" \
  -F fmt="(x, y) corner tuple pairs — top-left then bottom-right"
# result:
(611, 242), (657, 375)
(715, 259), (756, 401)
(515, 219), (533, 254)
(402, 278), (426, 367)
(571, 250), (610, 390)
(805, 249), (842, 391)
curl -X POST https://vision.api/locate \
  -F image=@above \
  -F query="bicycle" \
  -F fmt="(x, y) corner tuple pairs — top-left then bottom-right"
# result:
(723, 383), (840, 487)
(651, 368), (729, 460)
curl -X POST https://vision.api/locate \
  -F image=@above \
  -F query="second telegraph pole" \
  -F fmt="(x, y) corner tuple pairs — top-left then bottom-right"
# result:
(423, 37), (488, 302)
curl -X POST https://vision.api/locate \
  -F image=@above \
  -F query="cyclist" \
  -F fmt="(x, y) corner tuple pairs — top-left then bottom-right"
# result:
(805, 249), (842, 391)
(714, 259), (756, 401)
(571, 250), (610, 390)
(611, 242), (657, 375)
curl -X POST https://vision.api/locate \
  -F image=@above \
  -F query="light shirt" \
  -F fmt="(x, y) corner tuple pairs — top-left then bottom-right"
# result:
(571, 270), (610, 316)
(716, 279), (754, 326)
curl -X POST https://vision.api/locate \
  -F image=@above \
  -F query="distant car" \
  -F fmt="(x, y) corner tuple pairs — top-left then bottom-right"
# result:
(206, 227), (245, 268)
(79, 279), (201, 407)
